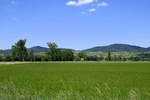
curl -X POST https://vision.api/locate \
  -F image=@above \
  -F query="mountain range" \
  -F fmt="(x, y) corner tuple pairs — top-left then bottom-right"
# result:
(0, 44), (150, 55)
(0, 46), (74, 55)
(83, 44), (150, 52)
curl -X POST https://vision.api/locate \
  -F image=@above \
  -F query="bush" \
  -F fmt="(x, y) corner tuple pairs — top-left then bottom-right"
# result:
(3, 55), (12, 61)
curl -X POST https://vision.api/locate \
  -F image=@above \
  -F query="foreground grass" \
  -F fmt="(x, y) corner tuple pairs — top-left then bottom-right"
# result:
(0, 62), (150, 100)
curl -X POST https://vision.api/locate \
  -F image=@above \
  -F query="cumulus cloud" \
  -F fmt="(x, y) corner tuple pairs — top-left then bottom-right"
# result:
(66, 0), (96, 6)
(98, 2), (109, 7)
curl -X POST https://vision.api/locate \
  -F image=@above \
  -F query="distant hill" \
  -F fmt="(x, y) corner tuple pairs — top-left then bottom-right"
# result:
(0, 46), (74, 55)
(29, 46), (49, 53)
(29, 46), (74, 53)
(1, 44), (150, 55)
(83, 44), (150, 52)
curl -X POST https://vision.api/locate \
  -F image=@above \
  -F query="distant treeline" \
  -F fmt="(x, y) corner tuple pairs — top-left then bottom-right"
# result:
(0, 39), (150, 62)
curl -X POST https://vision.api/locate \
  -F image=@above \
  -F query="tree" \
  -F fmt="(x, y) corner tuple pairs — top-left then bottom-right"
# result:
(86, 55), (99, 61)
(137, 53), (150, 61)
(106, 51), (111, 61)
(128, 56), (140, 61)
(122, 57), (127, 61)
(47, 42), (62, 61)
(0, 56), (3, 61)
(118, 55), (122, 61)
(4, 55), (12, 61)
(11, 39), (28, 61)
(77, 52), (87, 61)
(27, 50), (35, 61)
(61, 50), (74, 61)
(98, 55), (104, 61)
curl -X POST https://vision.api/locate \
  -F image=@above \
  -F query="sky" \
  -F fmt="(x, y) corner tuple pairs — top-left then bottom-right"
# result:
(0, 0), (150, 50)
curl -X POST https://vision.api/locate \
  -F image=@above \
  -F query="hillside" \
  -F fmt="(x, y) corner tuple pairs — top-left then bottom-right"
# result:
(1, 44), (150, 55)
(83, 44), (150, 52)
(0, 46), (74, 55)
(29, 46), (49, 53)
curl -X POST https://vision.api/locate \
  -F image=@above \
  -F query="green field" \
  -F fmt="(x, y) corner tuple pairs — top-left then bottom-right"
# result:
(0, 62), (150, 100)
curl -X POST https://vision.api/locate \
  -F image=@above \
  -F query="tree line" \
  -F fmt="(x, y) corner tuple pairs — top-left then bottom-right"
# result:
(0, 39), (150, 62)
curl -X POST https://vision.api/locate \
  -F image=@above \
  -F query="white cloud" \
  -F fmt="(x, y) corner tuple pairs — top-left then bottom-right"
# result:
(66, 0), (96, 6)
(88, 8), (96, 12)
(66, 0), (109, 14)
(66, 1), (77, 6)
(98, 2), (109, 7)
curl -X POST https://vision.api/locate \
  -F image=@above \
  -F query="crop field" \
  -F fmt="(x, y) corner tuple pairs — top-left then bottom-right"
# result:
(0, 62), (150, 100)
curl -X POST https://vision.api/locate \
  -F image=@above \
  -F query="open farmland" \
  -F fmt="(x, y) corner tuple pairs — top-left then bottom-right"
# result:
(0, 62), (150, 100)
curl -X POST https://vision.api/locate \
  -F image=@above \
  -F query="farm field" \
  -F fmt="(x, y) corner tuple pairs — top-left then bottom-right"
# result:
(0, 62), (150, 100)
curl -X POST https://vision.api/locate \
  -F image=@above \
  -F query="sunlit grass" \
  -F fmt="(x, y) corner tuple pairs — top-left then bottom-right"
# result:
(0, 63), (150, 100)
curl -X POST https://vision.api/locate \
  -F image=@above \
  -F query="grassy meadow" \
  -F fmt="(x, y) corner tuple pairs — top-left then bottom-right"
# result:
(0, 62), (150, 100)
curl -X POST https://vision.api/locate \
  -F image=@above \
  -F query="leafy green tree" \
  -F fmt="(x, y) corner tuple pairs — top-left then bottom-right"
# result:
(74, 56), (80, 61)
(122, 57), (127, 61)
(11, 39), (28, 61)
(98, 55), (104, 61)
(47, 42), (62, 61)
(4, 55), (12, 61)
(61, 50), (74, 61)
(87, 55), (99, 61)
(41, 55), (49, 61)
(34, 55), (42, 61)
(27, 50), (35, 61)
(77, 52), (87, 61)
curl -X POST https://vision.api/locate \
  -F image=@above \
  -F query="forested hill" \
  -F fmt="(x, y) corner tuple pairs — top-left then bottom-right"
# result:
(1, 44), (150, 55)
(29, 46), (74, 53)
(83, 44), (150, 52)
(0, 46), (74, 55)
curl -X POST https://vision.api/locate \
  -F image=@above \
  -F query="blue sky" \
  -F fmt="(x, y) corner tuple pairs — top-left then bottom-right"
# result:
(0, 0), (150, 50)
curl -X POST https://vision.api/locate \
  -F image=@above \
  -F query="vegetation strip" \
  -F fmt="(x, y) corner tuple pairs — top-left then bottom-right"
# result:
(1, 40), (150, 62)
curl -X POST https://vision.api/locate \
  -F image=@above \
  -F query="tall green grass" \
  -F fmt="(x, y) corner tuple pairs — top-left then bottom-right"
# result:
(0, 63), (150, 100)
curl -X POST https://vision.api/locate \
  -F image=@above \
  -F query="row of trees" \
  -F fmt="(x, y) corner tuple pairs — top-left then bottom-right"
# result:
(9, 40), (74, 61)
(0, 40), (74, 61)
(0, 39), (150, 62)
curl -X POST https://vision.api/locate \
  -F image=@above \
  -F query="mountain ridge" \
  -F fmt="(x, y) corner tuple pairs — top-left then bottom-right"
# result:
(0, 46), (75, 55)
(83, 44), (150, 52)
(0, 44), (150, 55)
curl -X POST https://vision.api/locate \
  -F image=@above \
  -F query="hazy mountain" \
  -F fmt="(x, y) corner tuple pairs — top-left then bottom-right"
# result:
(83, 44), (150, 52)
(0, 46), (75, 55)
(29, 46), (74, 53)
(29, 46), (49, 53)
(0, 49), (11, 55)
(1, 44), (150, 55)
